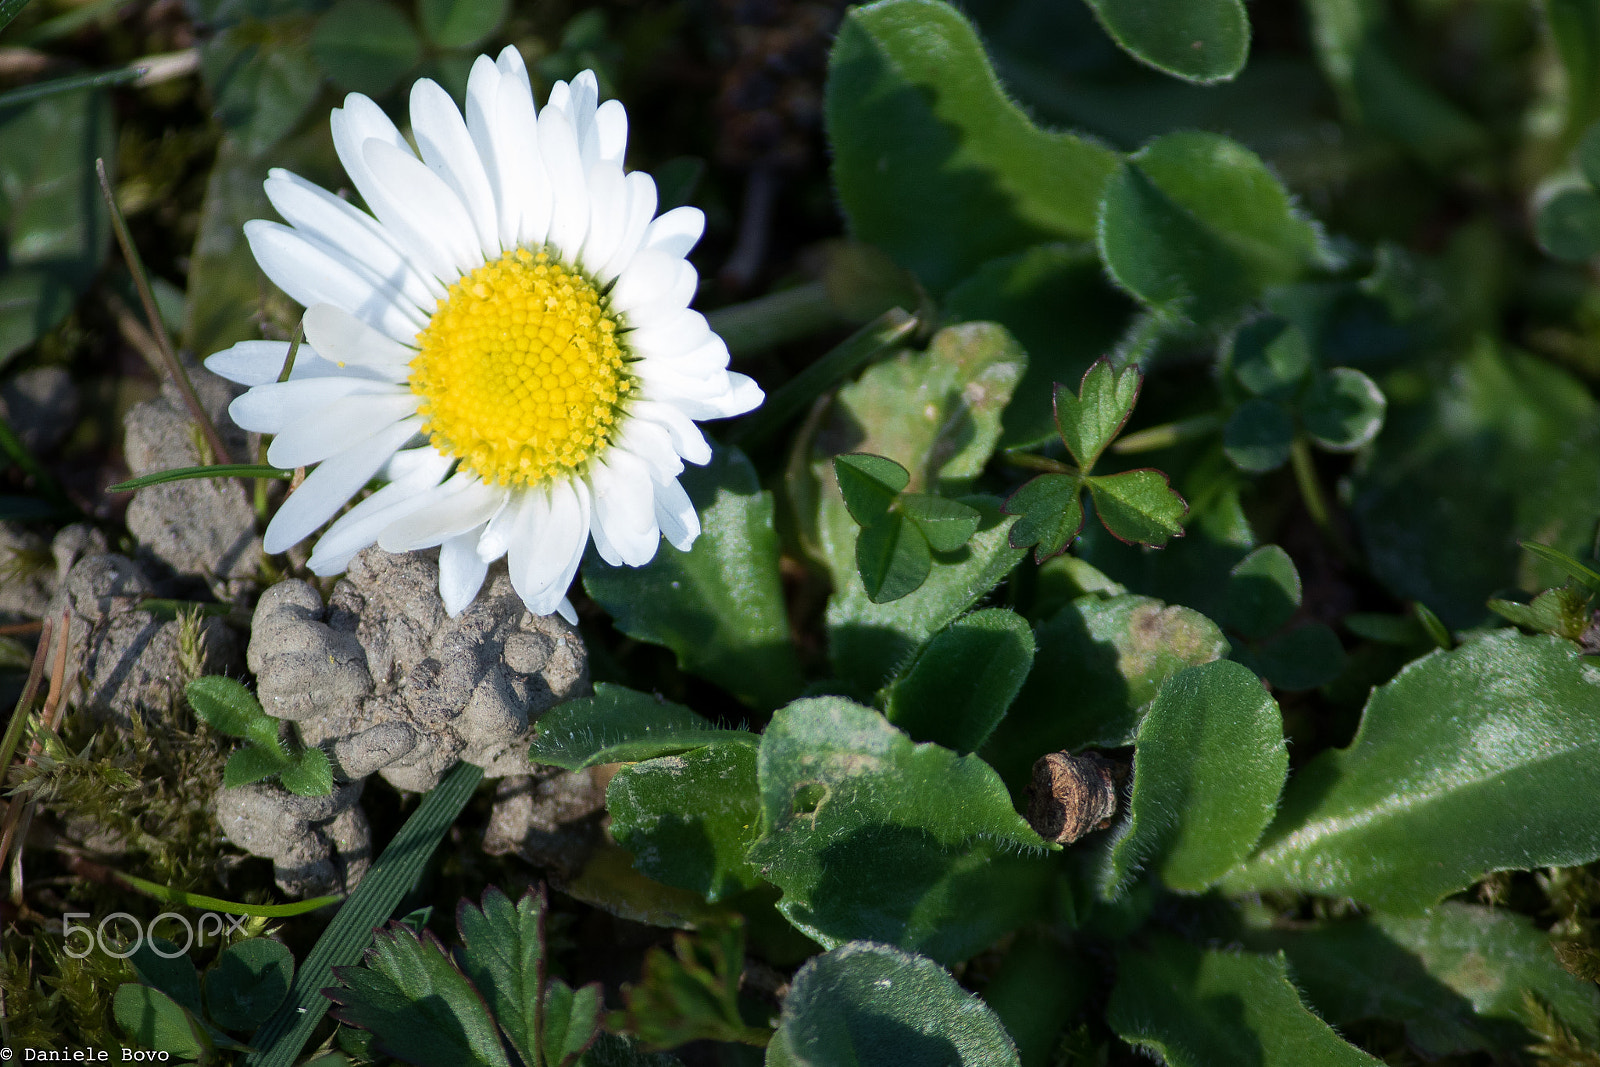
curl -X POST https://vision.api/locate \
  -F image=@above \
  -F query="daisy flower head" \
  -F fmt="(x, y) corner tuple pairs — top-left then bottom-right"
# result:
(205, 50), (763, 621)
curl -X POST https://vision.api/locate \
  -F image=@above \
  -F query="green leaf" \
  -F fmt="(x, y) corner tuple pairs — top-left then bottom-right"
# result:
(982, 594), (1230, 789)
(1107, 938), (1382, 1067)
(0, 86), (114, 367)
(883, 609), (1036, 755)
(1221, 545), (1301, 639)
(454, 888), (544, 1067)
(583, 447), (802, 710)
(1228, 316), (1312, 400)
(619, 923), (772, 1049)
(854, 513), (933, 604)
(328, 925), (512, 1067)
(833, 453), (908, 527)
(1003, 473), (1085, 563)
(898, 493), (982, 552)
(130, 940), (203, 1015)
(109, 464), (292, 492)
(1225, 632), (1600, 912)
(417, 0), (507, 48)
(1223, 398), (1295, 472)
(747, 697), (1048, 962)
(1580, 119), (1600, 189)
(528, 683), (756, 771)
(1097, 131), (1328, 327)
(1302, 367), (1387, 452)
(312, 0), (421, 95)
(206, 939), (294, 1032)
(1087, 469), (1188, 545)
(1247, 623), (1346, 692)
(1522, 541), (1600, 593)
(1536, 189), (1600, 263)
(225, 744), (290, 788)
(608, 744), (765, 903)
(579, 1034), (687, 1067)
(187, 676), (271, 742)
(1101, 661), (1286, 896)
(1490, 587), (1592, 640)
(200, 30), (323, 157)
(113, 984), (209, 1061)
(1053, 359), (1141, 474)
(767, 942), (1021, 1067)
(1253, 902), (1600, 1056)
(279, 745), (333, 796)
(1545, 0), (1600, 156)
(825, 0), (1117, 293)
(1082, 0), (1249, 85)
(542, 980), (604, 1067)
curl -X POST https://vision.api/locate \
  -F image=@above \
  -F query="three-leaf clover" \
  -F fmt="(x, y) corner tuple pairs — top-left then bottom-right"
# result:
(1003, 359), (1188, 561)
(187, 676), (333, 796)
(834, 453), (982, 603)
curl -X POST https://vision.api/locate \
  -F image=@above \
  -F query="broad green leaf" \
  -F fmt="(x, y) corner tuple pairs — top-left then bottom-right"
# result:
(130, 940), (203, 1015)
(187, 676), (274, 743)
(113, 985), (209, 1061)
(455, 888), (544, 1067)
(855, 513), (933, 603)
(0, 87), (113, 367)
(279, 745), (333, 796)
(200, 29), (323, 157)
(1303, 367), (1386, 451)
(899, 493), (982, 552)
(1053, 360), (1140, 473)
(747, 697), (1049, 962)
(1097, 131), (1327, 327)
(206, 939), (294, 1032)
(834, 453), (908, 526)
(528, 683), (756, 771)
(982, 594), (1230, 789)
(417, 0), (507, 48)
(767, 942), (1021, 1067)
(1225, 632), (1600, 912)
(1221, 545), (1300, 639)
(1253, 902), (1600, 1056)
(327, 925), (512, 1067)
(826, 0), (1117, 293)
(225, 744), (290, 788)
(311, 0), (421, 95)
(1108, 939), (1382, 1067)
(1223, 398), (1294, 472)
(1537, 187), (1600, 262)
(826, 498), (1025, 694)
(1083, 0), (1249, 85)
(883, 609), (1036, 755)
(1228, 316), (1312, 399)
(1246, 622), (1346, 692)
(1086, 469), (1188, 545)
(1101, 661), (1286, 895)
(608, 744), (765, 903)
(584, 447), (801, 710)
(1002, 473), (1085, 563)
(542, 980), (604, 1067)
(943, 245), (1134, 448)
(980, 939), (1090, 1067)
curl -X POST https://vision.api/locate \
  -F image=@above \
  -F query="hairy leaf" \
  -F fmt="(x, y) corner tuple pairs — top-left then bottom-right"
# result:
(1083, 0), (1250, 85)
(883, 609), (1036, 755)
(1003, 473), (1085, 563)
(1053, 360), (1141, 473)
(528, 684), (756, 771)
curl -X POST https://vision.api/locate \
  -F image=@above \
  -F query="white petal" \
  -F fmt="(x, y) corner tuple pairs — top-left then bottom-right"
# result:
(652, 475), (699, 551)
(496, 72), (552, 250)
(615, 419), (682, 483)
(329, 93), (408, 214)
(555, 598), (577, 624)
(245, 221), (426, 343)
(229, 376), (401, 434)
(633, 338), (729, 382)
(580, 161), (628, 274)
(642, 205), (705, 259)
(476, 484), (529, 563)
(722, 372), (766, 416)
(597, 171), (659, 284)
(508, 480), (587, 615)
(264, 417), (422, 554)
(588, 450), (660, 566)
(496, 45), (532, 93)
(205, 341), (298, 387)
(545, 79), (571, 116)
(267, 392), (421, 468)
(302, 304), (415, 377)
(265, 170), (442, 309)
(411, 78), (500, 258)
(622, 310), (711, 360)
(611, 248), (692, 317)
(629, 399), (711, 465)
(363, 139), (483, 278)
(538, 107), (589, 261)
(308, 448), (454, 573)
(594, 98), (628, 166)
(439, 528), (491, 617)
(639, 371), (763, 421)
(377, 477), (507, 552)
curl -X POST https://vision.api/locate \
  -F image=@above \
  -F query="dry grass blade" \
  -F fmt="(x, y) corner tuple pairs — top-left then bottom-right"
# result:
(0, 612), (75, 895)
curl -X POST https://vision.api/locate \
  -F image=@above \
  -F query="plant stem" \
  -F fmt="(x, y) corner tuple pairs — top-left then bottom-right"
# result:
(1289, 436), (1330, 529)
(708, 280), (842, 358)
(1002, 452), (1077, 475)
(1112, 413), (1222, 454)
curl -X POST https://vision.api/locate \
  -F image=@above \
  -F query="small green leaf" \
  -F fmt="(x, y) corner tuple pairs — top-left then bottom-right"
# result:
(1083, 0), (1250, 85)
(1223, 398), (1295, 472)
(1053, 359), (1141, 473)
(528, 684), (756, 771)
(542, 980), (604, 1067)
(279, 746), (333, 797)
(855, 513), (933, 603)
(1108, 939), (1382, 1067)
(1102, 661), (1286, 896)
(1087, 469), (1188, 545)
(113, 984), (209, 1060)
(898, 493), (982, 552)
(1003, 473), (1085, 563)
(206, 939), (294, 1032)
(1413, 600), (1453, 650)
(224, 744), (290, 788)
(1303, 367), (1387, 452)
(1225, 632), (1600, 912)
(1538, 187), (1600, 262)
(455, 888), (544, 1067)
(1247, 623), (1346, 692)
(1489, 587), (1592, 640)
(834, 453), (909, 527)
(187, 676), (275, 744)
(417, 0), (508, 48)
(1228, 317), (1312, 399)
(767, 942), (1021, 1067)
(884, 609), (1036, 755)
(618, 923), (772, 1049)
(1522, 541), (1600, 593)
(608, 744), (765, 903)
(312, 0), (422, 96)
(1221, 545), (1301, 639)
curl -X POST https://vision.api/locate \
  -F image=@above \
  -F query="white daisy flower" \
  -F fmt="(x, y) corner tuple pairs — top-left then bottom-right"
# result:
(205, 49), (763, 621)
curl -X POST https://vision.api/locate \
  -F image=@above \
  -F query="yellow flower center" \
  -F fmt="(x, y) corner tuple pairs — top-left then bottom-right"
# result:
(409, 248), (631, 487)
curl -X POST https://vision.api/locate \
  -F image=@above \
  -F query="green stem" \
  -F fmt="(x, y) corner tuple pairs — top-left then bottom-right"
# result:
(1289, 436), (1330, 530)
(1112, 413), (1223, 454)
(109, 464), (291, 493)
(114, 871), (341, 917)
(707, 281), (841, 358)
(1002, 452), (1077, 475)
(0, 620), (51, 796)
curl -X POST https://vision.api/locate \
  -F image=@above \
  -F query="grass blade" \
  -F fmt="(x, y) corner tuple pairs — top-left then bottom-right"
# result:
(109, 464), (292, 493)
